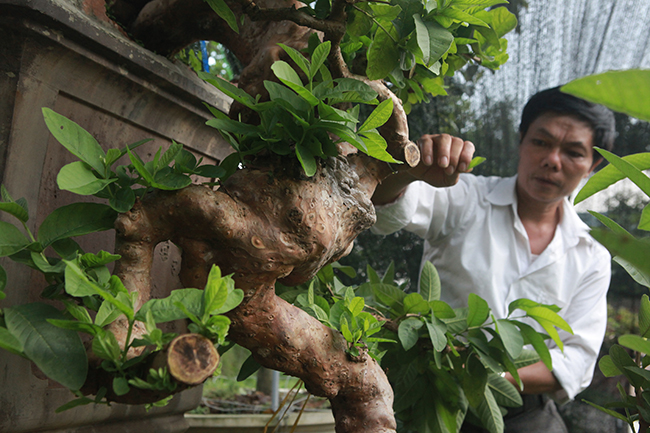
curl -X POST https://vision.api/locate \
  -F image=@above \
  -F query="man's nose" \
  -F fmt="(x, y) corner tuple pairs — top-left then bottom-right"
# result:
(542, 147), (561, 170)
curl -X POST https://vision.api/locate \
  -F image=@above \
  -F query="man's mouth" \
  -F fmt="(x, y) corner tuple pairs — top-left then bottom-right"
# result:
(534, 176), (560, 187)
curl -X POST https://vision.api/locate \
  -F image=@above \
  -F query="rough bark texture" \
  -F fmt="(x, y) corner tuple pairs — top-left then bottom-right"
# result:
(98, 1), (422, 431)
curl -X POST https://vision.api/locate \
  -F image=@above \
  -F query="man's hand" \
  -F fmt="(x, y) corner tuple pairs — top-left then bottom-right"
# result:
(372, 133), (475, 206)
(409, 134), (475, 187)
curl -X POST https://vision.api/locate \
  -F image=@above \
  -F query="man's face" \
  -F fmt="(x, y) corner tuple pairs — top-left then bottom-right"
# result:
(517, 113), (599, 204)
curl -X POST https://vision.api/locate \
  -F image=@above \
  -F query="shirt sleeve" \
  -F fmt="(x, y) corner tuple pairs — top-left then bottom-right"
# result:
(372, 175), (475, 241)
(547, 244), (611, 402)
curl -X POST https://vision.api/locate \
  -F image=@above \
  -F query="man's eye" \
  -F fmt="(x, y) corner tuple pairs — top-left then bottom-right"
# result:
(532, 139), (546, 146)
(568, 151), (584, 158)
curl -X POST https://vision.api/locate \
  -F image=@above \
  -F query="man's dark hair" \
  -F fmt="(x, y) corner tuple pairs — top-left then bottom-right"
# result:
(519, 86), (616, 151)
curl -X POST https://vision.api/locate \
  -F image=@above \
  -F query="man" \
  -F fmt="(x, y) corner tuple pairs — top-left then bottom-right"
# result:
(371, 87), (616, 432)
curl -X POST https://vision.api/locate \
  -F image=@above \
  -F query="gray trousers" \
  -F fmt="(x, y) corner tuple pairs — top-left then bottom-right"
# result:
(462, 395), (568, 433)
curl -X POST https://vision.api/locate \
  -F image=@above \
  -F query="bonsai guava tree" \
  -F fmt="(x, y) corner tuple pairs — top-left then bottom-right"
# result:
(0, 1), (574, 432)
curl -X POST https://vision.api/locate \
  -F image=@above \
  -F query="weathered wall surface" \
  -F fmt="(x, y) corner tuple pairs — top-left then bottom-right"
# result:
(0, 1), (232, 431)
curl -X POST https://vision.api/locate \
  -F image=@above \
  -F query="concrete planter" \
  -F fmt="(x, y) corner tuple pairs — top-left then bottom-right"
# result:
(0, 1), (231, 432)
(185, 412), (336, 433)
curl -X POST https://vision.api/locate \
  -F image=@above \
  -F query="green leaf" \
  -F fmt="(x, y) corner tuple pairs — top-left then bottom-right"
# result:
(609, 344), (639, 387)
(340, 316), (354, 342)
(92, 329), (121, 362)
(38, 203), (117, 248)
(619, 334), (650, 355)
(55, 396), (94, 413)
(431, 300), (456, 318)
(47, 319), (102, 336)
(440, 7), (489, 27)
(0, 221), (29, 257)
(640, 295), (650, 338)
(278, 43), (310, 77)
(346, 7), (373, 37)
(474, 386), (504, 433)
(237, 355), (261, 381)
(359, 131), (401, 163)
(595, 148), (650, 198)
(424, 20), (455, 65)
(295, 143), (317, 177)
(135, 289), (204, 323)
(51, 238), (82, 260)
(598, 354), (621, 377)
(467, 293), (490, 327)
(0, 264), (6, 294)
(156, 141), (183, 172)
(589, 210), (631, 236)
(366, 25), (399, 80)
(109, 187), (136, 213)
(413, 15), (431, 64)
(359, 98), (393, 132)
(526, 306), (572, 333)
(264, 81), (312, 115)
(202, 265), (229, 318)
(516, 321), (552, 370)
(372, 283), (406, 313)
(309, 41), (331, 80)
(487, 373), (522, 408)
(95, 300), (122, 328)
(126, 147), (154, 185)
(478, 6), (518, 38)
(5, 303), (87, 390)
(152, 169), (192, 191)
(420, 261), (441, 302)
(495, 319), (523, 359)
(198, 73), (256, 108)
(508, 298), (560, 316)
(0, 326), (24, 356)
(426, 316), (448, 352)
(468, 156), (486, 170)
(398, 317), (423, 351)
(462, 355), (488, 408)
(57, 161), (116, 195)
(62, 261), (99, 297)
(113, 376), (130, 396)
(80, 251), (121, 268)
(0, 190), (29, 222)
(590, 229), (650, 288)
(561, 70), (650, 123)
(574, 153), (650, 204)
(348, 297), (365, 317)
(271, 61), (319, 107)
(42, 108), (106, 174)
(204, 0), (239, 33)
(404, 292), (430, 314)
(582, 400), (631, 423)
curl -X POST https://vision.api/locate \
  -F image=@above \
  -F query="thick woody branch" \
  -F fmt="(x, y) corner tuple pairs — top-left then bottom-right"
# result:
(235, 0), (346, 34)
(106, 158), (396, 431)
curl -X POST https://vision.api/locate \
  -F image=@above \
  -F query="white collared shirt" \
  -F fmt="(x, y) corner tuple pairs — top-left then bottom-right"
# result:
(372, 174), (611, 401)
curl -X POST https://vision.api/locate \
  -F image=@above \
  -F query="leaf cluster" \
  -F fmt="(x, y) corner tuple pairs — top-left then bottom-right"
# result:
(0, 183), (241, 409)
(563, 69), (650, 431)
(202, 39), (400, 178)
(42, 108), (224, 213)
(275, 260), (569, 433)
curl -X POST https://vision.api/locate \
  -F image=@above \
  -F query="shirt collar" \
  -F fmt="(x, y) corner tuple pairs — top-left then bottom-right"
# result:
(486, 174), (592, 246)
(486, 175), (518, 206)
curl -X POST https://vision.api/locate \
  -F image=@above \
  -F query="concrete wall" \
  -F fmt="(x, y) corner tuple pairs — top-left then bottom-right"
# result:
(0, 1), (233, 431)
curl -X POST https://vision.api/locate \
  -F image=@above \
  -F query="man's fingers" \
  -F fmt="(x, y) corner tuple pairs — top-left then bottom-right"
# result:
(433, 134), (452, 169)
(457, 140), (475, 173)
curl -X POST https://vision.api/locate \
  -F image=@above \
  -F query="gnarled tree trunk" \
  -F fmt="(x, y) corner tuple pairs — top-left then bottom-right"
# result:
(96, 1), (421, 431)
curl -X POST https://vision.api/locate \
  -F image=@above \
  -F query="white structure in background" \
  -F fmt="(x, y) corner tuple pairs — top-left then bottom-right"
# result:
(574, 173), (649, 216)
